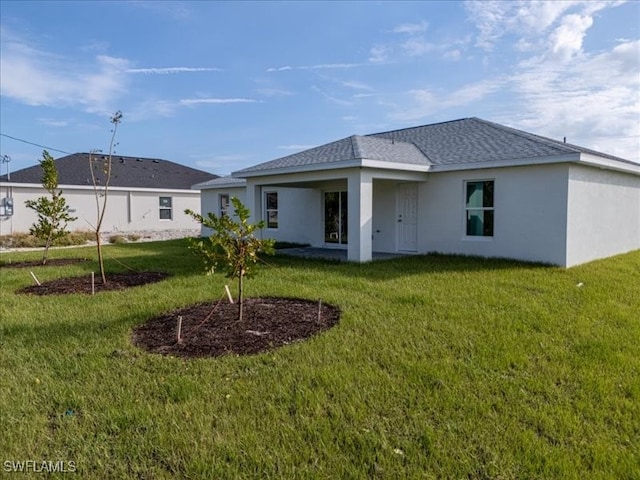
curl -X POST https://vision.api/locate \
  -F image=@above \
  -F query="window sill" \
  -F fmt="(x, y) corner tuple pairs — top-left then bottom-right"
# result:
(462, 235), (494, 242)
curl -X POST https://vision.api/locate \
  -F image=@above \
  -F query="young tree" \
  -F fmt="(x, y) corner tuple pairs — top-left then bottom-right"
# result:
(185, 197), (275, 322)
(89, 110), (123, 284)
(25, 150), (78, 265)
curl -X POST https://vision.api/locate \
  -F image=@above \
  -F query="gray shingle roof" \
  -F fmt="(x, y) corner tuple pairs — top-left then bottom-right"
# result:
(0, 153), (218, 189)
(193, 176), (247, 189)
(371, 118), (632, 166)
(234, 117), (633, 176)
(234, 135), (431, 174)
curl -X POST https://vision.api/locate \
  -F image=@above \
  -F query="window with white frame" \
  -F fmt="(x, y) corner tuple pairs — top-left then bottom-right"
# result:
(159, 196), (172, 220)
(219, 194), (230, 217)
(465, 180), (494, 237)
(265, 191), (278, 229)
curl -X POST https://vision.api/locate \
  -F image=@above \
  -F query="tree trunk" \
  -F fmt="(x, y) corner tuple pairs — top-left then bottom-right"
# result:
(42, 239), (51, 265)
(96, 232), (107, 284)
(42, 230), (55, 265)
(238, 271), (244, 322)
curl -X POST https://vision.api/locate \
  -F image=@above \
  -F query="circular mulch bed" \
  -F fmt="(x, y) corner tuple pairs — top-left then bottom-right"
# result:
(17, 272), (170, 295)
(0, 258), (88, 269)
(132, 297), (341, 358)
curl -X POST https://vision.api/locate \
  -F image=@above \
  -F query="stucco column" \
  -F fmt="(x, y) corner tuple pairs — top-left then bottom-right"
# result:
(347, 169), (373, 262)
(245, 181), (262, 230)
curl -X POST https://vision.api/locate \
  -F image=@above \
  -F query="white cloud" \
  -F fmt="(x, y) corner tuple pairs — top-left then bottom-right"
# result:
(508, 38), (640, 160)
(0, 36), (129, 114)
(311, 85), (354, 106)
(547, 13), (593, 61)
(401, 38), (437, 56)
(368, 45), (389, 63)
(266, 65), (293, 72)
(461, 1), (639, 161)
(391, 79), (504, 122)
(256, 87), (294, 97)
(371, 20), (470, 63)
(392, 21), (429, 35)
(464, 0), (580, 50)
(126, 66), (222, 74)
(443, 49), (462, 61)
(179, 98), (258, 106)
(38, 118), (69, 127)
(267, 63), (366, 72)
(338, 80), (374, 91)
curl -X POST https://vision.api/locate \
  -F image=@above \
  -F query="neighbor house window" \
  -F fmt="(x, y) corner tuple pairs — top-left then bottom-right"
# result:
(159, 196), (172, 220)
(265, 191), (278, 229)
(465, 180), (494, 237)
(219, 194), (230, 217)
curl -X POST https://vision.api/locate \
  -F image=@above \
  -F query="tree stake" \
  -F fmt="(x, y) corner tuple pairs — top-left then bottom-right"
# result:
(224, 285), (234, 303)
(30, 271), (41, 286)
(176, 316), (183, 343)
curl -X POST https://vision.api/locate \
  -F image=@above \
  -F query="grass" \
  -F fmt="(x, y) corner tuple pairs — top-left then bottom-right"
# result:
(1, 240), (638, 479)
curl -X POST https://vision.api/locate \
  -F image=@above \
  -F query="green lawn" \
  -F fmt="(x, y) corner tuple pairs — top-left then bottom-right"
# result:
(1, 240), (638, 479)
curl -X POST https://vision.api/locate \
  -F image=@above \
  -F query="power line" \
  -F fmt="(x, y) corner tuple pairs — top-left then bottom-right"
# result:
(0, 133), (71, 155)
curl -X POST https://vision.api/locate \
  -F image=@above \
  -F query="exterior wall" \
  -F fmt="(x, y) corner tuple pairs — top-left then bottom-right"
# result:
(261, 187), (321, 245)
(566, 164), (640, 267)
(199, 185), (321, 245)
(0, 184), (201, 235)
(199, 187), (247, 236)
(420, 164), (570, 265)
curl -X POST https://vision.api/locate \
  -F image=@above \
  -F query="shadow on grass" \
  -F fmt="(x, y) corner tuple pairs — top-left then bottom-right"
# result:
(264, 251), (554, 282)
(1, 309), (151, 349)
(2, 239), (204, 278)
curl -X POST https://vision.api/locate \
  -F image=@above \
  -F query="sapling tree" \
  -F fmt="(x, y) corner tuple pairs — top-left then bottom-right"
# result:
(89, 110), (122, 284)
(185, 197), (275, 322)
(25, 150), (78, 265)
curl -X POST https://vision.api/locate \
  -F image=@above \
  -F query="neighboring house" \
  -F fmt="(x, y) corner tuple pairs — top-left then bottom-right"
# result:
(193, 117), (640, 267)
(0, 153), (217, 236)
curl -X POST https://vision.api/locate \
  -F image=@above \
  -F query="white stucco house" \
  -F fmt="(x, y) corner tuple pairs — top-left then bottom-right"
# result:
(193, 118), (640, 267)
(0, 153), (217, 236)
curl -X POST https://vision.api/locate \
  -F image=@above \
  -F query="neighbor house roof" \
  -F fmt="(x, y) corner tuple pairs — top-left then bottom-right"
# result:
(1, 153), (218, 189)
(192, 176), (247, 190)
(234, 117), (636, 177)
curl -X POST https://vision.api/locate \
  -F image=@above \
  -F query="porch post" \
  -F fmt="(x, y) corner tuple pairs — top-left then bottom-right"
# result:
(347, 169), (373, 262)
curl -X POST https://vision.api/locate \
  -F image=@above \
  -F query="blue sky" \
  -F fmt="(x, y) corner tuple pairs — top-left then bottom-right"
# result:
(1, 0), (639, 176)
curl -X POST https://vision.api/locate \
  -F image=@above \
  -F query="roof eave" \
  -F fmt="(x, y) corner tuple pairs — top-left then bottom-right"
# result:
(576, 153), (640, 175)
(429, 153), (582, 172)
(0, 182), (202, 193)
(233, 158), (431, 178)
(360, 159), (430, 172)
(233, 160), (364, 178)
(193, 180), (247, 190)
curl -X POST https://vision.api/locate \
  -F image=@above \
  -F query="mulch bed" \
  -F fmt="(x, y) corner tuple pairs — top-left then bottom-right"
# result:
(132, 297), (341, 358)
(16, 272), (170, 295)
(11, 268), (339, 357)
(0, 258), (88, 269)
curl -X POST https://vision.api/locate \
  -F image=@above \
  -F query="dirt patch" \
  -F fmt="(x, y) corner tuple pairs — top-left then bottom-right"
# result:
(17, 272), (170, 295)
(132, 297), (340, 358)
(0, 258), (89, 269)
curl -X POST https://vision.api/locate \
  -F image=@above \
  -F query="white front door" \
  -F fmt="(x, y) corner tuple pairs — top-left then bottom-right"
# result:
(397, 183), (418, 252)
